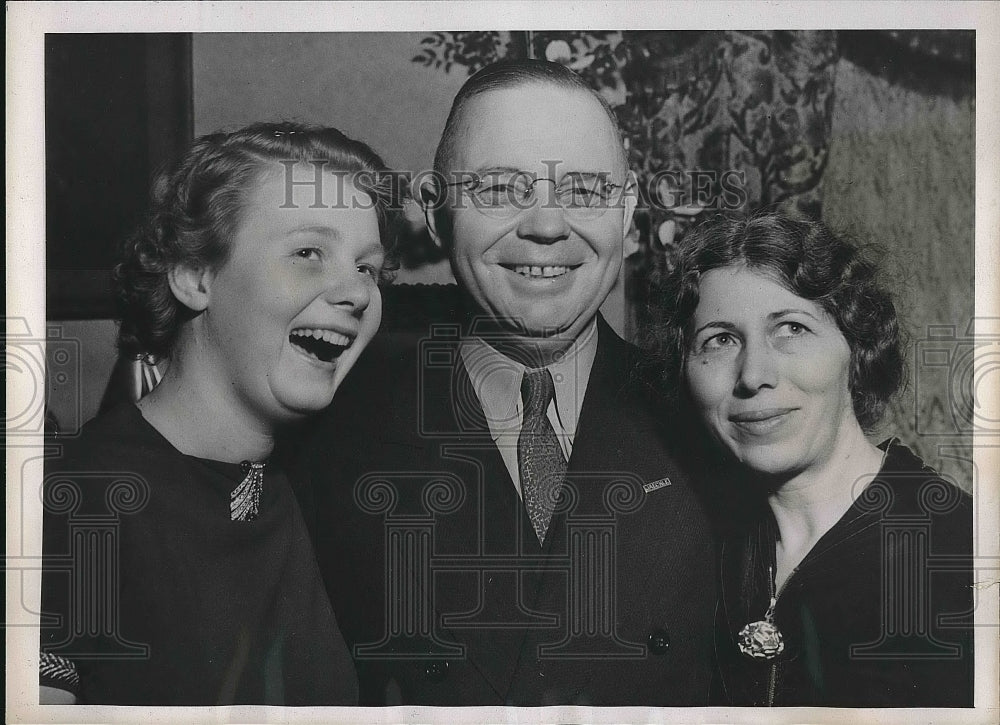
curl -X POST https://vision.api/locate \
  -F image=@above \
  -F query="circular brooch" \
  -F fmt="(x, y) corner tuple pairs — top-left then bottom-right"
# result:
(737, 619), (785, 660)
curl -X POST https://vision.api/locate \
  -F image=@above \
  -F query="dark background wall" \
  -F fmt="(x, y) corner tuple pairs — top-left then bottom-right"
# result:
(46, 34), (192, 318)
(823, 46), (974, 484)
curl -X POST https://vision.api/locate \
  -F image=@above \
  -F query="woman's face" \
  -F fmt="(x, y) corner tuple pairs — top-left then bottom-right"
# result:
(684, 265), (856, 479)
(197, 163), (383, 426)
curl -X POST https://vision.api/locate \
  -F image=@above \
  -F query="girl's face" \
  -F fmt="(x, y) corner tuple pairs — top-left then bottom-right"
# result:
(196, 163), (383, 427)
(684, 265), (857, 480)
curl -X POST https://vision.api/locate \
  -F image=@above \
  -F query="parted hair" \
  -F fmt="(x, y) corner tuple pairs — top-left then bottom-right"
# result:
(115, 121), (400, 361)
(646, 213), (905, 430)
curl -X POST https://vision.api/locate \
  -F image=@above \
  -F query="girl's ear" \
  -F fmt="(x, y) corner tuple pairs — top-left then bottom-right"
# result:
(419, 177), (448, 250)
(167, 263), (213, 312)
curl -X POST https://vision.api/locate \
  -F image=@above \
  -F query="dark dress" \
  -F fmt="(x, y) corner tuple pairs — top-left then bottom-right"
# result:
(39, 403), (358, 705)
(715, 440), (975, 707)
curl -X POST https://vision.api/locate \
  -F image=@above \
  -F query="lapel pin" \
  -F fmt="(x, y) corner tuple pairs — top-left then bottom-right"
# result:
(642, 477), (672, 493)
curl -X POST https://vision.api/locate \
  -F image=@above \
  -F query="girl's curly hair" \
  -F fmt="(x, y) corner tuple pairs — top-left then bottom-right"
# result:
(115, 121), (402, 361)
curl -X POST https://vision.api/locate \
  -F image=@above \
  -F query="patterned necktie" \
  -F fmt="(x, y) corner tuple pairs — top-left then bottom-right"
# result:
(518, 368), (567, 544)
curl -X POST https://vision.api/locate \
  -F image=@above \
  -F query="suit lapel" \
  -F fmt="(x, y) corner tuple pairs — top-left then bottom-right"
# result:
(425, 323), (662, 700)
(423, 349), (543, 699)
(570, 316), (640, 471)
(519, 318), (659, 694)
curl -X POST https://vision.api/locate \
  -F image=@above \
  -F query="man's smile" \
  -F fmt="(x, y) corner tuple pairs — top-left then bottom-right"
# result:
(499, 263), (582, 279)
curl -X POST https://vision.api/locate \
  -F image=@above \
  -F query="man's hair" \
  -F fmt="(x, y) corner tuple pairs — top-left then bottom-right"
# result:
(645, 212), (906, 431)
(115, 120), (400, 361)
(433, 59), (628, 176)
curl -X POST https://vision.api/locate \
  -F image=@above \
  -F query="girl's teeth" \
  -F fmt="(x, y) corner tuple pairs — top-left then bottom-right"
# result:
(292, 328), (352, 346)
(322, 331), (350, 346)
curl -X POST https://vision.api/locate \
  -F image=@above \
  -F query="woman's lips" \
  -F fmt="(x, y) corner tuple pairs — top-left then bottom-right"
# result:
(728, 408), (797, 435)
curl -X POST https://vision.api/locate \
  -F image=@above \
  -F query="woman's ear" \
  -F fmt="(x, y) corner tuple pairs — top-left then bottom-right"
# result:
(167, 263), (213, 312)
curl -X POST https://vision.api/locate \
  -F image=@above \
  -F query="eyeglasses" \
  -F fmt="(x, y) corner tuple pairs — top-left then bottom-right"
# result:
(441, 171), (630, 220)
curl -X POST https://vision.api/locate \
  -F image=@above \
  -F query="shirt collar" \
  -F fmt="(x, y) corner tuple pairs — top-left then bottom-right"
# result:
(459, 319), (599, 440)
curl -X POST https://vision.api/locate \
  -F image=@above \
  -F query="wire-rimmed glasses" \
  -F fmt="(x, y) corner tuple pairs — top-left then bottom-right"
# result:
(440, 170), (631, 220)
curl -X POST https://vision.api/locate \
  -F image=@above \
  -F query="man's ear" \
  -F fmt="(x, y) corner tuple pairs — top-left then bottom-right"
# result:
(167, 263), (213, 313)
(419, 176), (448, 250)
(621, 171), (639, 240)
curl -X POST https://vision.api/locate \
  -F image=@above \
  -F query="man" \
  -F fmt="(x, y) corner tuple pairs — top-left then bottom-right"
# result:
(300, 59), (716, 705)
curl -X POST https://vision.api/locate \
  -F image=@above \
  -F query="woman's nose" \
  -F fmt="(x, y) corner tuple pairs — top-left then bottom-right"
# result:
(735, 340), (778, 394)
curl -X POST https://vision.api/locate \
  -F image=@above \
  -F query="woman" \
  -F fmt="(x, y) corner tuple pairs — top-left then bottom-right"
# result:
(647, 213), (974, 706)
(39, 122), (398, 705)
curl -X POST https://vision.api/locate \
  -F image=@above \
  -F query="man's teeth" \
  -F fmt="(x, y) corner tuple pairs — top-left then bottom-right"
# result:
(512, 265), (571, 278)
(290, 328), (352, 346)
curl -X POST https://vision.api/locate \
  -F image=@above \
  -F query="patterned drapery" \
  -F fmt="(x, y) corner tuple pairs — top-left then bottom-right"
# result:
(415, 30), (838, 238)
(413, 31), (839, 333)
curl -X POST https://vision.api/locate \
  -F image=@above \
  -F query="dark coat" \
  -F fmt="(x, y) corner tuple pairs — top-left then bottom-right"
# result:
(297, 315), (718, 705)
(714, 440), (975, 707)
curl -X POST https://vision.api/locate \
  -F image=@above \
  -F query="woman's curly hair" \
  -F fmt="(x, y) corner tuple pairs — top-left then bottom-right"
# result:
(115, 121), (403, 362)
(645, 213), (906, 431)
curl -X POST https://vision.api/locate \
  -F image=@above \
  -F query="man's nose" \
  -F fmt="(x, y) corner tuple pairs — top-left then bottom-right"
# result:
(515, 185), (571, 244)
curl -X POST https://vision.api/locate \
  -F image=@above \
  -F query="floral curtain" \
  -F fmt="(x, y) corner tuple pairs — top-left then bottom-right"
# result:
(416, 31), (838, 232)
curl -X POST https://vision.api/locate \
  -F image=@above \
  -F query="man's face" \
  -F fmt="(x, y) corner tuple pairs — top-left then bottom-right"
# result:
(432, 83), (635, 344)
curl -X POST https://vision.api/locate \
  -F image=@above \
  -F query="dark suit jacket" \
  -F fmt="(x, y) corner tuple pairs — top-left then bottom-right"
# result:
(297, 314), (717, 705)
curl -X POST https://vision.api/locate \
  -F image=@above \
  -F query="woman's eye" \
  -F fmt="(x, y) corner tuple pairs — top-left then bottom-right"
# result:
(294, 248), (322, 261)
(702, 332), (739, 350)
(776, 321), (809, 337)
(356, 263), (380, 281)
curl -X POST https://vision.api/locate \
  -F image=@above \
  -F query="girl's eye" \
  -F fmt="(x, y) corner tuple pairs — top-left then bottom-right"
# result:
(294, 248), (322, 261)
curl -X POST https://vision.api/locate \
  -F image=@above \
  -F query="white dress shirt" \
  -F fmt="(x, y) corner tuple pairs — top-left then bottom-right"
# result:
(458, 320), (599, 497)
